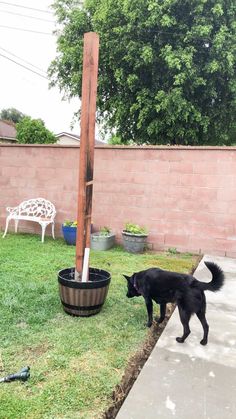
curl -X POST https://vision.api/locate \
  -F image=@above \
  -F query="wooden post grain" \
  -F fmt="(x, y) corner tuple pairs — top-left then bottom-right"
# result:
(75, 32), (99, 279)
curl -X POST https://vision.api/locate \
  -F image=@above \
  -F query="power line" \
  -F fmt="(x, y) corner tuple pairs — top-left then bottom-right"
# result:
(0, 1), (53, 14)
(0, 8), (55, 23)
(0, 46), (47, 74)
(0, 24), (52, 35)
(0, 52), (49, 79)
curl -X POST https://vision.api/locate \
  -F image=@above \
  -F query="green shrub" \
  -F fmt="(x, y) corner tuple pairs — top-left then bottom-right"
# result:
(63, 220), (77, 227)
(99, 226), (111, 236)
(124, 223), (148, 235)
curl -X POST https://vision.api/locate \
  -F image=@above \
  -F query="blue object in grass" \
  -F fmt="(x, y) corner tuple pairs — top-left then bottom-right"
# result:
(62, 224), (77, 245)
(62, 223), (93, 245)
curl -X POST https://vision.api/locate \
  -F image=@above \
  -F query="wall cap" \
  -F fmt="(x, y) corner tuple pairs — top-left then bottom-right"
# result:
(1, 144), (236, 151)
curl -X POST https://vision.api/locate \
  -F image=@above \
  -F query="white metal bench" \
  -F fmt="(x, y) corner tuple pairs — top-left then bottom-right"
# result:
(2, 198), (56, 243)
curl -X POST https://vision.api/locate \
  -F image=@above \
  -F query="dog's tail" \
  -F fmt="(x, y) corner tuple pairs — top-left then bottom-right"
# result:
(194, 261), (224, 292)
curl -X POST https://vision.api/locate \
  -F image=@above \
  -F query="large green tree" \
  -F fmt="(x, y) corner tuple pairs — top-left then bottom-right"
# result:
(49, 0), (236, 145)
(16, 117), (56, 144)
(0, 107), (26, 124)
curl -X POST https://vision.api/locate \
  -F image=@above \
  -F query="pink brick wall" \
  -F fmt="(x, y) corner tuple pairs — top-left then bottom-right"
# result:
(1, 144), (236, 257)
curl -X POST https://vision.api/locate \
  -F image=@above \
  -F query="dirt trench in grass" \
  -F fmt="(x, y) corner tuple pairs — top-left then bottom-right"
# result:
(102, 303), (175, 419)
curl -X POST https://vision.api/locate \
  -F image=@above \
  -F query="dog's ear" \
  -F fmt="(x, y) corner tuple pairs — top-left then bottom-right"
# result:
(123, 274), (130, 281)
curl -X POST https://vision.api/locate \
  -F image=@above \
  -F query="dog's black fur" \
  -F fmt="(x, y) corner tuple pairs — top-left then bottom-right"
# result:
(124, 261), (224, 345)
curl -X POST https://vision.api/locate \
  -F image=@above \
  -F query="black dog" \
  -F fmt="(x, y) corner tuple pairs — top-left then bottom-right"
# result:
(124, 261), (224, 345)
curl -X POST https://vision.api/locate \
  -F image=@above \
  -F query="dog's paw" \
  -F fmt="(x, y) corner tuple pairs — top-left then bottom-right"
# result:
(200, 339), (207, 346)
(176, 337), (185, 343)
(155, 316), (165, 324)
(146, 321), (153, 328)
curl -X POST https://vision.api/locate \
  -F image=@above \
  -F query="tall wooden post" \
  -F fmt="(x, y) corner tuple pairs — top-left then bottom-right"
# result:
(75, 32), (99, 280)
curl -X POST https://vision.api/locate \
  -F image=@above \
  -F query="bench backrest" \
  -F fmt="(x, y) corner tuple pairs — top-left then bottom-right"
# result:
(12, 198), (56, 219)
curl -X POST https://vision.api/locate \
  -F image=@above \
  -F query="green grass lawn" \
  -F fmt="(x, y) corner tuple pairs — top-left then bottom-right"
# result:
(0, 234), (198, 419)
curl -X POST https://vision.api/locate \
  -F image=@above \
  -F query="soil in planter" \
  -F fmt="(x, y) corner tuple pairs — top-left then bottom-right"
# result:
(102, 303), (175, 419)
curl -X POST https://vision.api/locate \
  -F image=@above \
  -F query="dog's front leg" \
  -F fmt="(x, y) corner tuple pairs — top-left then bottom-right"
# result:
(144, 297), (153, 327)
(155, 303), (166, 324)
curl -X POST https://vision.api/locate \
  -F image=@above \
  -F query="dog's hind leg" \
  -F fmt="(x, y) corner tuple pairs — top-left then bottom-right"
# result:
(155, 303), (166, 324)
(144, 297), (153, 327)
(196, 310), (209, 346)
(176, 306), (191, 343)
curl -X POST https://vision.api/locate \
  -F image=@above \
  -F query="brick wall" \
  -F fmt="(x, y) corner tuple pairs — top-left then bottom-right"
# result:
(1, 144), (236, 257)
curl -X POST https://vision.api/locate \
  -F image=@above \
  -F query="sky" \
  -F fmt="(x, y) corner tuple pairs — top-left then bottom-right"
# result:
(0, 0), (81, 134)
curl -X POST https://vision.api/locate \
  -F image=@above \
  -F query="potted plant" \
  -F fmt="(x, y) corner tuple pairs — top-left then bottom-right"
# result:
(62, 220), (93, 245)
(62, 220), (77, 245)
(91, 226), (115, 251)
(58, 266), (111, 316)
(122, 222), (148, 253)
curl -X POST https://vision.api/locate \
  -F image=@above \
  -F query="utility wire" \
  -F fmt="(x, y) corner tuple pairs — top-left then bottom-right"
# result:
(0, 8), (55, 23)
(0, 24), (52, 34)
(0, 1), (53, 14)
(0, 52), (49, 79)
(0, 45), (47, 74)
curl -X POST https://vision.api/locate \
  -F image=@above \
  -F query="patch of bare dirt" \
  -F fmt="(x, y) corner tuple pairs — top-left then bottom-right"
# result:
(102, 303), (175, 419)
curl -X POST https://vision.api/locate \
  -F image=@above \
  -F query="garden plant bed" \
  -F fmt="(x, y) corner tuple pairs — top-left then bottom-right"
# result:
(0, 234), (199, 419)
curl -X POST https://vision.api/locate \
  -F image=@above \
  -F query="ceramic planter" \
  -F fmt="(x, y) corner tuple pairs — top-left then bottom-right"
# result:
(62, 225), (77, 245)
(62, 224), (93, 246)
(91, 232), (115, 251)
(122, 230), (148, 253)
(58, 267), (111, 316)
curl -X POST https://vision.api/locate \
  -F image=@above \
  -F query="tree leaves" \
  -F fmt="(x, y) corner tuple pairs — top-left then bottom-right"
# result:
(16, 117), (56, 144)
(50, 0), (236, 145)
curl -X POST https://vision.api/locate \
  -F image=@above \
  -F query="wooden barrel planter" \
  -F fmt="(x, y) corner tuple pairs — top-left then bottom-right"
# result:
(58, 267), (111, 316)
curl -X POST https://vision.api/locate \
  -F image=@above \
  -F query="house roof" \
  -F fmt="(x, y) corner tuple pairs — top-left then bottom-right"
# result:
(56, 132), (105, 146)
(0, 120), (17, 140)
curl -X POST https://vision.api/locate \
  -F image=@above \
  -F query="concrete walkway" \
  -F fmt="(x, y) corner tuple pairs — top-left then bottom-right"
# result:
(116, 255), (236, 419)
